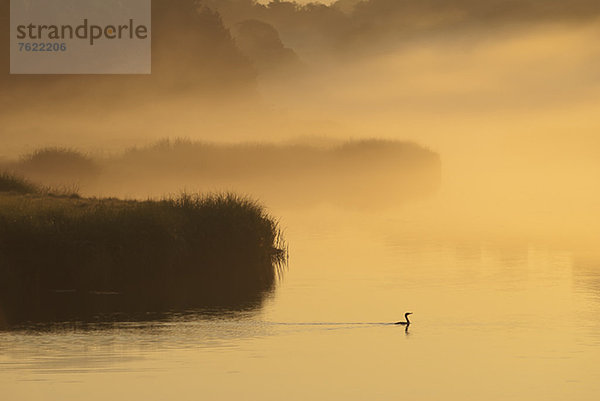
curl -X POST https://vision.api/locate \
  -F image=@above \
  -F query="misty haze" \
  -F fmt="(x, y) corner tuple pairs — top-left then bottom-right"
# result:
(1, 1), (600, 400)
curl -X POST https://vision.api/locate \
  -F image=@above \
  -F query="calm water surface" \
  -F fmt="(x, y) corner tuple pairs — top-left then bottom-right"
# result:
(2, 210), (600, 400)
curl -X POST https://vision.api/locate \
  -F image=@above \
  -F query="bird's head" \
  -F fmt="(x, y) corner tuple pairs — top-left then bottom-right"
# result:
(405, 312), (413, 316)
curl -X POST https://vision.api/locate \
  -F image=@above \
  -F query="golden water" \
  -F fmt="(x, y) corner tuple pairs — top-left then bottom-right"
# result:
(1, 210), (599, 400)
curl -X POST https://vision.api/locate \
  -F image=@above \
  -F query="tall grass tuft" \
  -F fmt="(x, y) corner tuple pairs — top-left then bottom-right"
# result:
(0, 173), (38, 194)
(16, 147), (99, 187)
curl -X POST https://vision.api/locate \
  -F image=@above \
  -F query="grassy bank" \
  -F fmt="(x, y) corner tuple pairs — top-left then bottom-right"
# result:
(0, 175), (286, 326)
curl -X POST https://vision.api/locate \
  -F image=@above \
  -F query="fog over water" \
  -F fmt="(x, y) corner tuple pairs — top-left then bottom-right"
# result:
(2, 4), (599, 244)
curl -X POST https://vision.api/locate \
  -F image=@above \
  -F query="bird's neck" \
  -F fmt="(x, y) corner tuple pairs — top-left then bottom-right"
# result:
(405, 314), (411, 324)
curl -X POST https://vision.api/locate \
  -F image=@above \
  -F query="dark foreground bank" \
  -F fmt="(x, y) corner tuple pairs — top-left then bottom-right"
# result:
(0, 175), (286, 327)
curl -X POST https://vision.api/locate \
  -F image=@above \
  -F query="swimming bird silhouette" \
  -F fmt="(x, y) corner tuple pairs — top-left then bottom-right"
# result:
(395, 312), (413, 325)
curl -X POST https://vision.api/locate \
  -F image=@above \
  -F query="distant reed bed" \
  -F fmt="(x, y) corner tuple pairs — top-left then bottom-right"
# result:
(3, 139), (441, 207)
